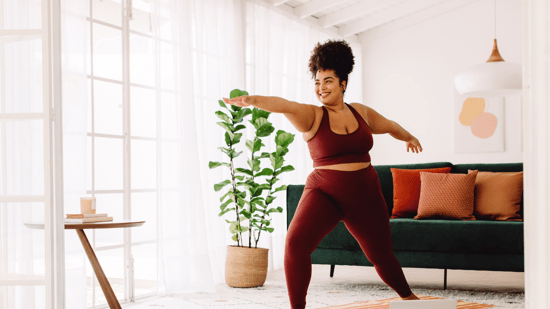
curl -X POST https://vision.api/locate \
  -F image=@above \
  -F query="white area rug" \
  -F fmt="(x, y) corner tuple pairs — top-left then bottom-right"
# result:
(124, 280), (524, 309)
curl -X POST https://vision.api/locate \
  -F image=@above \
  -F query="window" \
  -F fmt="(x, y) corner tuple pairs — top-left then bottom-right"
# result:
(85, 0), (170, 305)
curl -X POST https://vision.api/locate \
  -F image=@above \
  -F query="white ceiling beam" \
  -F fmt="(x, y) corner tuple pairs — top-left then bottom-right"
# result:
(265, 0), (361, 45)
(271, 0), (291, 6)
(319, 0), (388, 28)
(340, 0), (452, 37)
(295, 0), (348, 19)
(358, 0), (481, 43)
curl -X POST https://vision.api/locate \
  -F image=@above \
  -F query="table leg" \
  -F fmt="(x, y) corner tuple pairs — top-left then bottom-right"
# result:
(76, 229), (122, 309)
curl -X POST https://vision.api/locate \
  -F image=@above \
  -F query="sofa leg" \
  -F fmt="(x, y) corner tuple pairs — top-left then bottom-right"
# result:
(444, 269), (447, 290)
(330, 265), (335, 278)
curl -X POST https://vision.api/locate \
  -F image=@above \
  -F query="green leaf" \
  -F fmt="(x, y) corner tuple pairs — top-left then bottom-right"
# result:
(232, 234), (238, 242)
(267, 207), (283, 214)
(232, 151), (243, 159)
(269, 154), (276, 168)
(246, 140), (254, 152)
(273, 185), (287, 193)
(265, 227), (274, 233)
(219, 207), (235, 217)
(275, 145), (285, 156)
(231, 132), (243, 143)
(229, 222), (237, 233)
(247, 158), (261, 172)
(257, 184), (271, 191)
(216, 122), (234, 133)
(275, 157), (284, 170)
(220, 191), (234, 202)
(258, 152), (271, 159)
(242, 108), (253, 118)
(230, 89), (248, 99)
(235, 175), (245, 181)
(241, 211), (252, 219)
(250, 197), (265, 207)
(253, 139), (263, 152)
(236, 181), (250, 188)
(236, 168), (253, 176)
(234, 124), (246, 132)
(266, 177), (279, 185)
(208, 161), (222, 169)
(257, 125), (275, 138)
(275, 165), (295, 176)
(240, 226), (249, 233)
(215, 111), (232, 123)
(275, 131), (295, 148)
(228, 110), (238, 117)
(218, 100), (227, 108)
(214, 180), (231, 192)
(224, 132), (231, 146)
(237, 196), (246, 207)
(254, 118), (269, 130)
(252, 108), (271, 122)
(220, 199), (233, 211)
(265, 195), (275, 205)
(255, 168), (273, 177)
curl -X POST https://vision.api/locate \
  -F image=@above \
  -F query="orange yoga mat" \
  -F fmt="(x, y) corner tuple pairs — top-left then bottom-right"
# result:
(319, 294), (495, 309)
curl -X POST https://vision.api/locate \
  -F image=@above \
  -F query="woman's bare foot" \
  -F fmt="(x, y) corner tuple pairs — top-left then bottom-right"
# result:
(401, 293), (421, 300)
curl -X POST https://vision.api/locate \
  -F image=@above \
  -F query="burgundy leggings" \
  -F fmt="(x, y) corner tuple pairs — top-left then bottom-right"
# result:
(284, 164), (412, 309)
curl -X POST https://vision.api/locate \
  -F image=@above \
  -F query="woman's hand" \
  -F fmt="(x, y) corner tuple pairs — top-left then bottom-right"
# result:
(406, 136), (423, 153)
(222, 95), (253, 107)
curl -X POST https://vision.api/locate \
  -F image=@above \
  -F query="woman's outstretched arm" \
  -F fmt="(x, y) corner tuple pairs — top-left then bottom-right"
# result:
(223, 95), (316, 133)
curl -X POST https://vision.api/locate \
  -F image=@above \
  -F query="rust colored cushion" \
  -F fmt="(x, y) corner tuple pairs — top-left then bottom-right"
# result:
(390, 167), (452, 218)
(414, 170), (478, 220)
(467, 170), (524, 221)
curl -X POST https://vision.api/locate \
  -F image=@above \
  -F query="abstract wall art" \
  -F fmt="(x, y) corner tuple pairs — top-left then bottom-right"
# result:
(453, 84), (504, 153)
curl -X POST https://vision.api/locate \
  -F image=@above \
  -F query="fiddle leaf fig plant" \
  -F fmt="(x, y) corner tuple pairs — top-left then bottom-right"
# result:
(209, 89), (295, 248)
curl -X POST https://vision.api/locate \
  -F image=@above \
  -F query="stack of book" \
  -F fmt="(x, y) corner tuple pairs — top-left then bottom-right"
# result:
(64, 213), (113, 223)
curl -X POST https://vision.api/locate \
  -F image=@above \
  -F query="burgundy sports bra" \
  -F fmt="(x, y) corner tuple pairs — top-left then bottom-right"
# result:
(307, 103), (373, 168)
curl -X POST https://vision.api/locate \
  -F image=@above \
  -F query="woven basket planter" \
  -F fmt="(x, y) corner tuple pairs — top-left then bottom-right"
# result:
(225, 245), (269, 288)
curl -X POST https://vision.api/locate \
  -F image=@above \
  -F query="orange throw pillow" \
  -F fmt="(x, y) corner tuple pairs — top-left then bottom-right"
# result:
(468, 170), (523, 221)
(390, 167), (452, 218)
(414, 170), (478, 220)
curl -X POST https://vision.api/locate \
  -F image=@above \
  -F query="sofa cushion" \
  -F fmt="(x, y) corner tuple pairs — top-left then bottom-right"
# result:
(390, 167), (452, 218)
(389, 218), (524, 254)
(468, 170), (523, 221)
(452, 163), (524, 217)
(414, 170), (478, 220)
(373, 162), (454, 216)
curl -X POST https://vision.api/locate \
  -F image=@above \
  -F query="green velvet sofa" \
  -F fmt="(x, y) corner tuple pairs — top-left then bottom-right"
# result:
(286, 162), (524, 289)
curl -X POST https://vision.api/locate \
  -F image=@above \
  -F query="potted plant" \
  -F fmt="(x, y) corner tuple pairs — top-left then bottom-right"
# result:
(209, 89), (295, 287)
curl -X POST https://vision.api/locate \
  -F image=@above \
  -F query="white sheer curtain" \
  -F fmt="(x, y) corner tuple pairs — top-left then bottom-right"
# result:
(154, 0), (246, 294)
(61, 0), (89, 307)
(1, 0), (46, 308)
(244, 0), (363, 272)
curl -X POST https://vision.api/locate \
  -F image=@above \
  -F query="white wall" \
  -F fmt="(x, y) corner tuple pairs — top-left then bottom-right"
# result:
(358, 0), (522, 165)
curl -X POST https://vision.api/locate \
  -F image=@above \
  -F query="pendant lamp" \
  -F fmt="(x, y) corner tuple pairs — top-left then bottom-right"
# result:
(453, 0), (522, 98)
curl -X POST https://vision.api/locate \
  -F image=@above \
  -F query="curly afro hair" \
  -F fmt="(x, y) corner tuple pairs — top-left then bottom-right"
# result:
(308, 39), (355, 93)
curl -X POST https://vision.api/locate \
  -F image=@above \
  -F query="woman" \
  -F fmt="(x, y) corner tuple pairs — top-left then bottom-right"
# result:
(223, 39), (422, 309)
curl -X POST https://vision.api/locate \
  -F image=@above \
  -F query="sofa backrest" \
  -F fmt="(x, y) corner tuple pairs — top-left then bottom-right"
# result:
(286, 162), (524, 225)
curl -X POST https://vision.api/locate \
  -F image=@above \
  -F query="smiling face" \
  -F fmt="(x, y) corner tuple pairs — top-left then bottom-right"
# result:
(315, 69), (346, 105)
